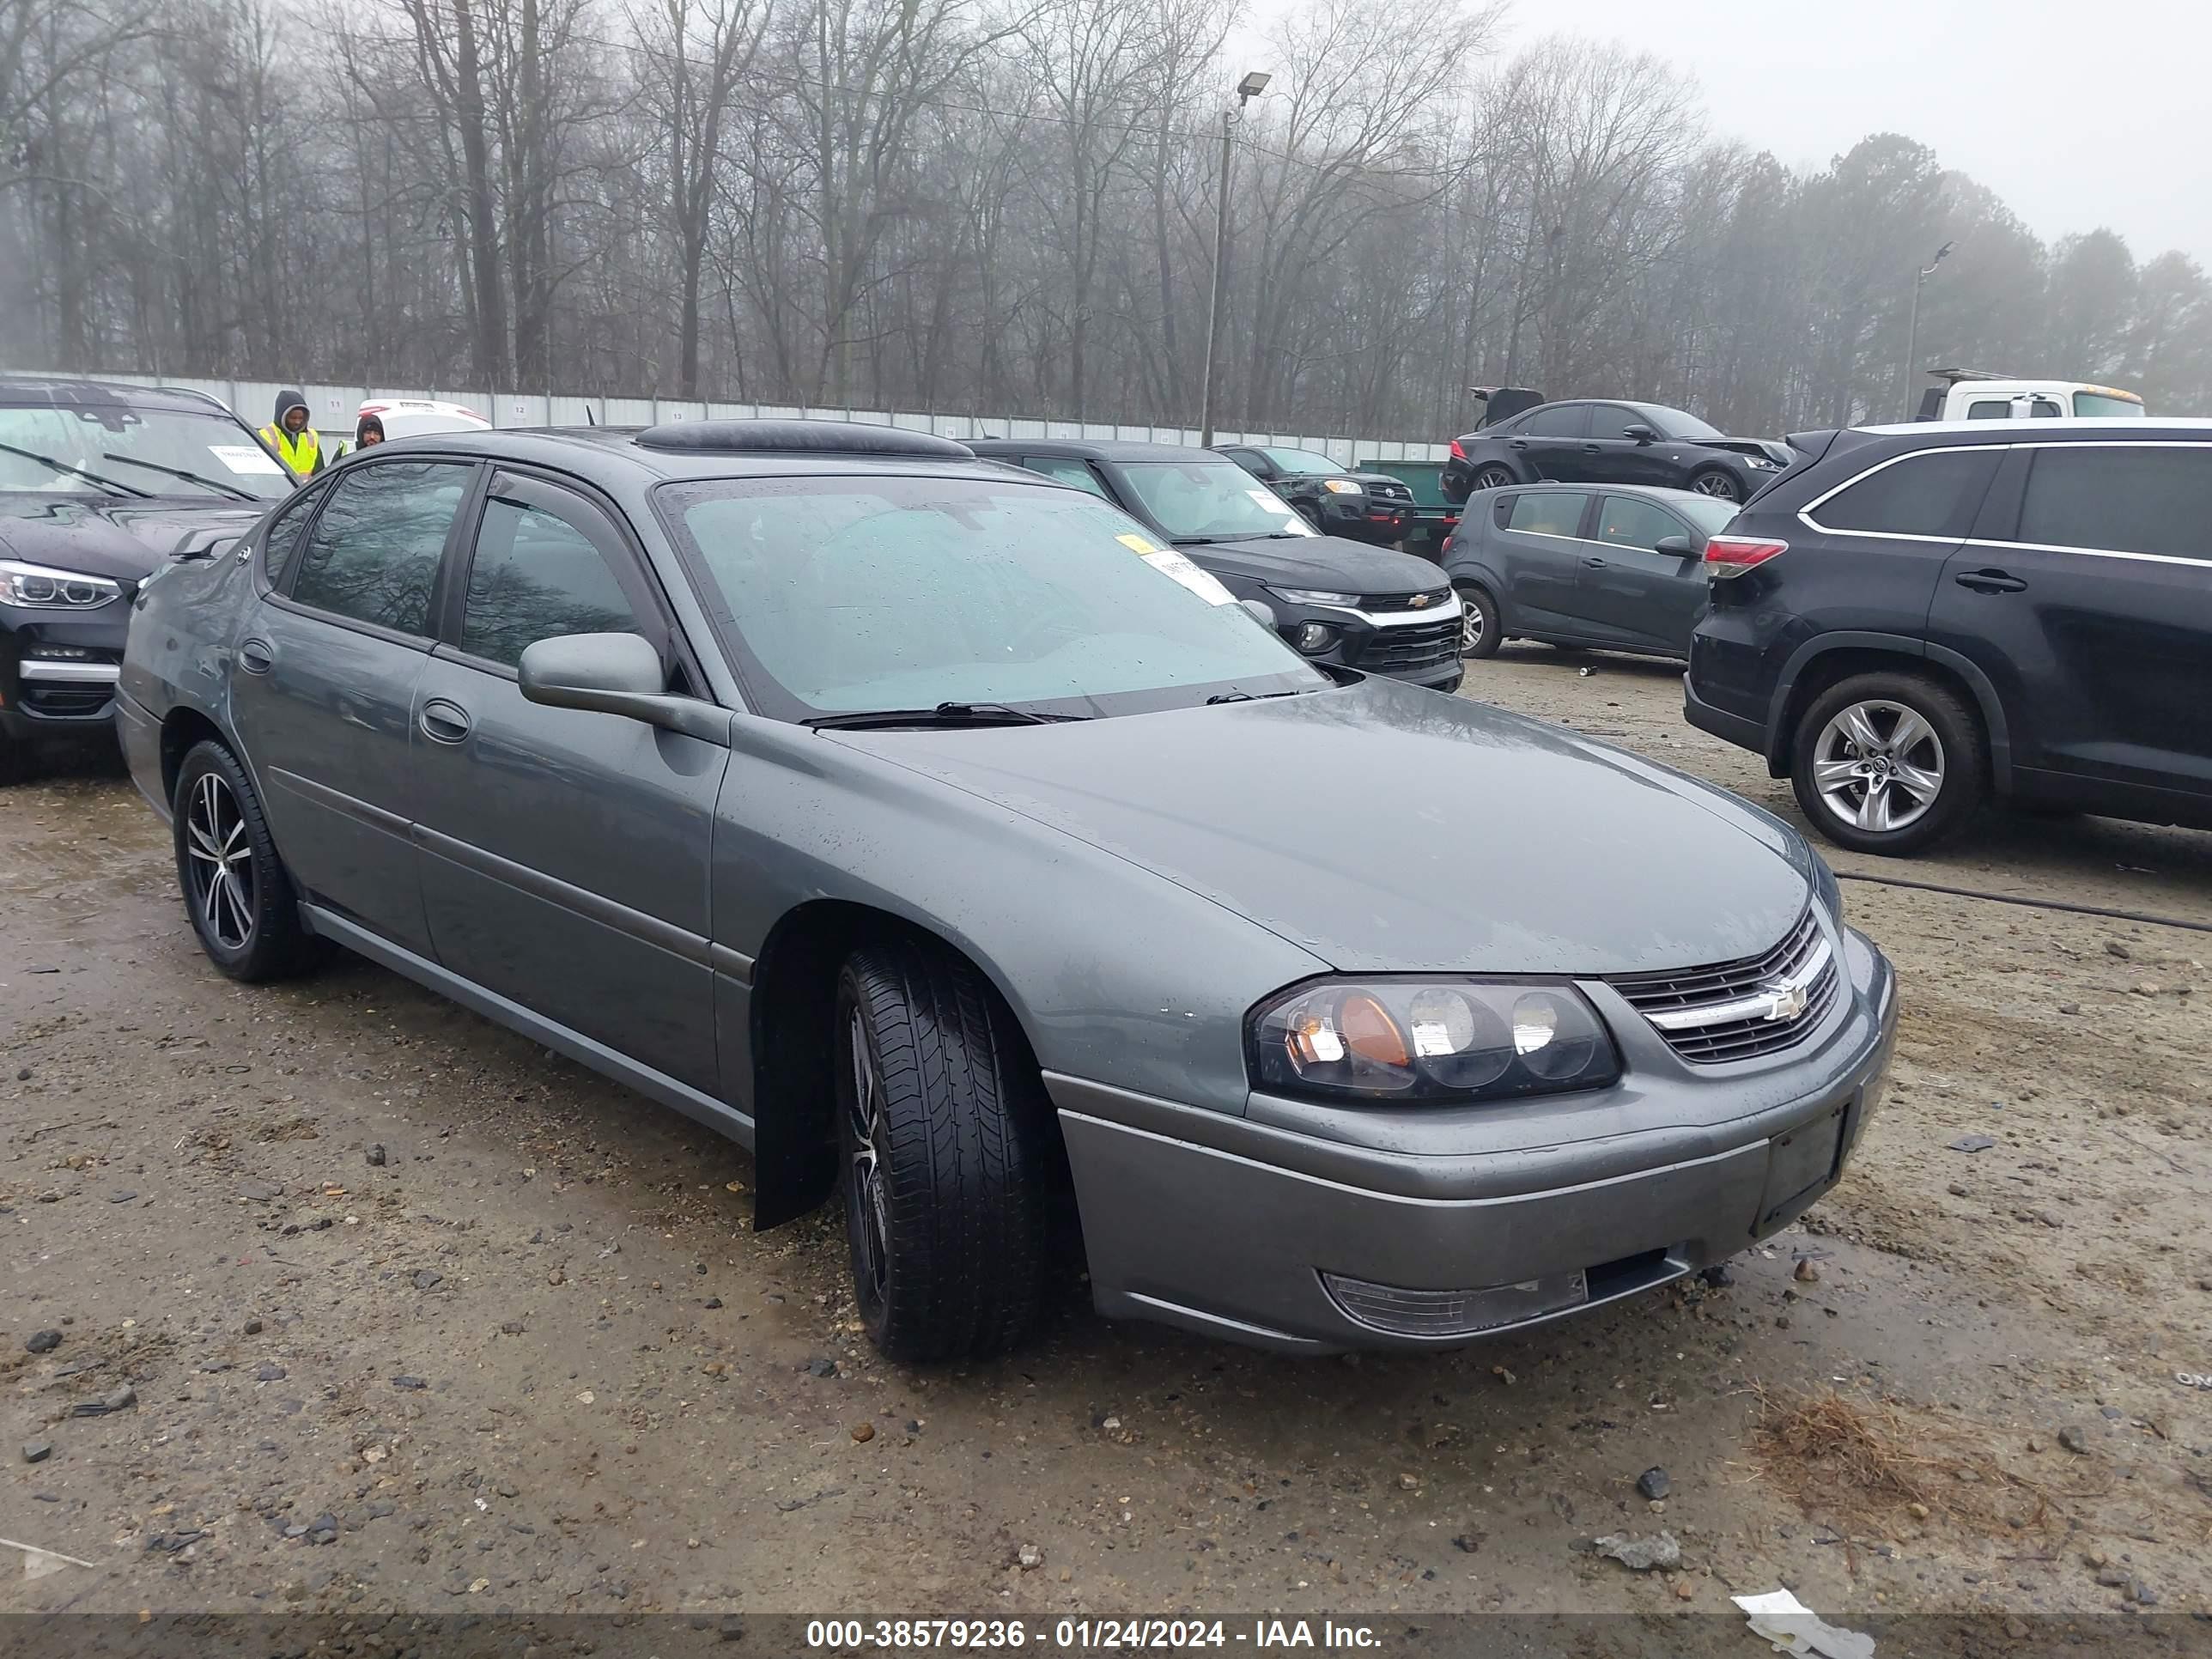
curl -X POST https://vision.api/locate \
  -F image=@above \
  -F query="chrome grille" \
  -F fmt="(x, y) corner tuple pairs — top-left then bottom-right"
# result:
(1607, 909), (1838, 1064)
(1359, 587), (1451, 610)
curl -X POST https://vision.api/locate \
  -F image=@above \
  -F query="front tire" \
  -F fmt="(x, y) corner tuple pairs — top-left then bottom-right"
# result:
(836, 939), (1048, 1362)
(1789, 673), (1986, 855)
(1688, 467), (1743, 503)
(1455, 581), (1502, 659)
(173, 740), (329, 981)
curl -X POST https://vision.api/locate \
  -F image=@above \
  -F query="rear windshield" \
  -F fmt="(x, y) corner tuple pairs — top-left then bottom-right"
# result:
(659, 475), (1324, 721)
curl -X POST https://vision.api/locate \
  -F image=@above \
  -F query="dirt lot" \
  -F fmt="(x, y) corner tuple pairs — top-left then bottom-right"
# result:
(4, 647), (2210, 1632)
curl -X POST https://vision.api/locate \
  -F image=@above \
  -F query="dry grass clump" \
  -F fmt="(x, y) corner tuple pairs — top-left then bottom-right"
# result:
(1751, 1386), (2061, 1536)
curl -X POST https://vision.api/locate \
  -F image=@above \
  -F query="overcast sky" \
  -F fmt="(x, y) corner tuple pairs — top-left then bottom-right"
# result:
(1253, 0), (2212, 268)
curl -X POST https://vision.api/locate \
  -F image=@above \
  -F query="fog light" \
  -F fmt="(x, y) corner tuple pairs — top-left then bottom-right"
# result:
(1322, 1269), (1590, 1337)
(1294, 622), (1335, 653)
(23, 643), (93, 660)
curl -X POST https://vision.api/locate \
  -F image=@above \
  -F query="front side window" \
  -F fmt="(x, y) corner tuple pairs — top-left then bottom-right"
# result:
(1507, 491), (1588, 538)
(2073, 391), (2143, 418)
(460, 484), (644, 668)
(1595, 496), (1688, 551)
(1645, 406), (1723, 441)
(659, 476), (1324, 721)
(1116, 459), (1316, 540)
(2011, 445), (2212, 559)
(1811, 449), (2000, 538)
(1024, 458), (1109, 499)
(1519, 404), (1589, 439)
(0, 403), (292, 501)
(289, 460), (472, 636)
(1589, 405), (1646, 440)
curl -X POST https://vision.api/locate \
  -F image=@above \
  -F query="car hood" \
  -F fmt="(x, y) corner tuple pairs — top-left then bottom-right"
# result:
(1688, 435), (1792, 466)
(0, 495), (266, 582)
(1181, 535), (1444, 594)
(835, 676), (1815, 976)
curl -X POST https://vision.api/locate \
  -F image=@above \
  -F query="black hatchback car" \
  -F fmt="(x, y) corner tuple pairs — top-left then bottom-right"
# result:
(970, 439), (1462, 690)
(1443, 400), (1790, 507)
(0, 377), (289, 777)
(1686, 417), (2212, 854)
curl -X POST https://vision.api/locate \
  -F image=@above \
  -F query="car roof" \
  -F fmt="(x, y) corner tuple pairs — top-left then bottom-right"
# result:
(360, 422), (1052, 487)
(966, 437), (1216, 463)
(0, 374), (241, 417)
(1855, 416), (2212, 438)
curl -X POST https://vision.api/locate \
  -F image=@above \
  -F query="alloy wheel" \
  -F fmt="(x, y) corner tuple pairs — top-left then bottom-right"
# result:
(1459, 596), (1486, 653)
(1472, 465), (1514, 491)
(185, 770), (256, 949)
(1811, 700), (1946, 834)
(1691, 472), (1741, 500)
(844, 1008), (892, 1304)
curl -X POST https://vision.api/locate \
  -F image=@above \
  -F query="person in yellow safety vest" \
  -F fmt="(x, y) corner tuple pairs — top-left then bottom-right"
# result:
(258, 389), (325, 480)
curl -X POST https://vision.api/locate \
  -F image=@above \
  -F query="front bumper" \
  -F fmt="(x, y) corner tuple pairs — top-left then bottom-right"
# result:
(1053, 921), (1896, 1352)
(1285, 598), (1462, 688)
(1, 607), (128, 745)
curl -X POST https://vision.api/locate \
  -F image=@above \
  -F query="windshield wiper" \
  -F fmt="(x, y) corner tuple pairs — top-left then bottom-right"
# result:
(1205, 688), (1309, 705)
(100, 452), (258, 501)
(0, 441), (149, 498)
(805, 701), (1085, 731)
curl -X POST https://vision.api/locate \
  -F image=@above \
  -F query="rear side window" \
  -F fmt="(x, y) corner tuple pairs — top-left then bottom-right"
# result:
(258, 484), (325, 590)
(289, 460), (471, 636)
(1809, 448), (1999, 538)
(2009, 445), (2212, 559)
(1508, 492), (1588, 538)
(1519, 404), (1589, 439)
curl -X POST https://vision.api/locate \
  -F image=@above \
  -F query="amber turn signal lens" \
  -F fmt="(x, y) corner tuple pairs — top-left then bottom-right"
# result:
(1340, 994), (1407, 1067)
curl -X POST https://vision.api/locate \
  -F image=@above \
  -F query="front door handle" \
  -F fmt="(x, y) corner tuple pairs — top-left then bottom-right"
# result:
(419, 698), (474, 744)
(1581, 443), (1602, 453)
(238, 638), (274, 674)
(1582, 556), (1608, 568)
(1954, 568), (2027, 594)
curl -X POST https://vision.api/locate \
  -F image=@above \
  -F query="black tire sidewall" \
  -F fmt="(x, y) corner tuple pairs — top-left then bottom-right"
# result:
(1456, 582), (1503, 659)
(1790, 675), (1985, 855)
(833, 968), (897, 1347)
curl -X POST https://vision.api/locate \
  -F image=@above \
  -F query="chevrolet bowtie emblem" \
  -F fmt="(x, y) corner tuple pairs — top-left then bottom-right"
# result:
(1408, 592), (1433, 607)
(1760, 981), (1810, 1022)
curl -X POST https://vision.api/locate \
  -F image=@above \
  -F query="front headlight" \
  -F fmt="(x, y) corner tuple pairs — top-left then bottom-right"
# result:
(1249, 978), (1620, 1103)
(1745, 457), (1779, 470)
(1270, 586), (1359, 606)
(0, 559), (122, 609)
(1320, 477), (1362, 495)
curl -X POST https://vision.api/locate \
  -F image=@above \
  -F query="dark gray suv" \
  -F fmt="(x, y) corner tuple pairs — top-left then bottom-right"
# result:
(119, 420), (1896, 1359)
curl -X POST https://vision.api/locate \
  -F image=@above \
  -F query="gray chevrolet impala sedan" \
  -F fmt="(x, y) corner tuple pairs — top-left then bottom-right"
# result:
(118, 420), (1897, 1359)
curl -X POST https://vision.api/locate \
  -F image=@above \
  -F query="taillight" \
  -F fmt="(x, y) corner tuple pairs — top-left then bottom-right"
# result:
(1449, 439), (1466, 460)
(1704, 536), (1788, 579)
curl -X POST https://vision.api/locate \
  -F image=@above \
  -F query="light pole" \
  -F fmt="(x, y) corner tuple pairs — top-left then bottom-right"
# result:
(1901, 240), (1953, 419)
(1198, 70), (1269, 447)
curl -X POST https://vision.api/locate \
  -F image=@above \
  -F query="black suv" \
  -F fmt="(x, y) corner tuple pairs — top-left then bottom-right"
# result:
(1686, 418), (2212, 854)
(1, 376), (289, 777)
(1212, 444), (1418, 546)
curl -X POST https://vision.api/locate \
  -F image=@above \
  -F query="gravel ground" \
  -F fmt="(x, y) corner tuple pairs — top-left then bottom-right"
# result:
(3, 651), (2209, 1626)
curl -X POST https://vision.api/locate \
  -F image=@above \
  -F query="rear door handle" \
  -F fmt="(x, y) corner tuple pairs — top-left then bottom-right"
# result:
(419, 698), (473, 744)
(238, 638), (274, 675)
(1507, 438), (1528, 449)
(1582, 556), (1608, 568)
(1954, 568), (2027, 594)
(1580, 443), (1602, 453)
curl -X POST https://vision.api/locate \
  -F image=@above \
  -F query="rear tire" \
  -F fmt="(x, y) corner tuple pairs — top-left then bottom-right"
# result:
(1468, 464), (1516, 493)
(1455, 581), (1502, 659)
(1789, 673), (1985, 855)
(173, 740), (331, 981)
(836, 938), (1048, 1362)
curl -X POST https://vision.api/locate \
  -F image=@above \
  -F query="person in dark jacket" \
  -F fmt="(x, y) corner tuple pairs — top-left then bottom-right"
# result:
(353, 412), (386, 451)
(258, 390), (324, 480)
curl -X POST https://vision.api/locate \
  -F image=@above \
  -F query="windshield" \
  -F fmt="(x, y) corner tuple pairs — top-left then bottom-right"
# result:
(2072, 391), (2143, 418)
(1648, 407), (1723, 441)
(661, 476), (1327, 721)
(1259, 447), (1346, 476)
(1117, 459), (1321, 541)
(0, 403), (290, 500)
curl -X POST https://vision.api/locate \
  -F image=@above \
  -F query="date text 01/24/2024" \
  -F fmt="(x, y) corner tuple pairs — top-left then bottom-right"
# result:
(804, 1620), (1382, 1649)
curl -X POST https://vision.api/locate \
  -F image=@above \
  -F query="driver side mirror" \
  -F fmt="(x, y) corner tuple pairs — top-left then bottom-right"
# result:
(1623, 423), (1658, 444)
(519, 632), (732, 745)
(1654, 535), (1696, 557)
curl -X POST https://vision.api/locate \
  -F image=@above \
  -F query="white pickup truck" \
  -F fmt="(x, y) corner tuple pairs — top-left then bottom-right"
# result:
(1914, 368), (2145, 421)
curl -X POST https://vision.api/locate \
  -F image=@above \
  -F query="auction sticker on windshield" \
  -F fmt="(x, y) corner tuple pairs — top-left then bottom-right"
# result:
(1143, 549), (1235, 605)
(209, 445), (285, 476)
(1115, 532), (1161, 554)
(1247, 489), (1294, 514)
